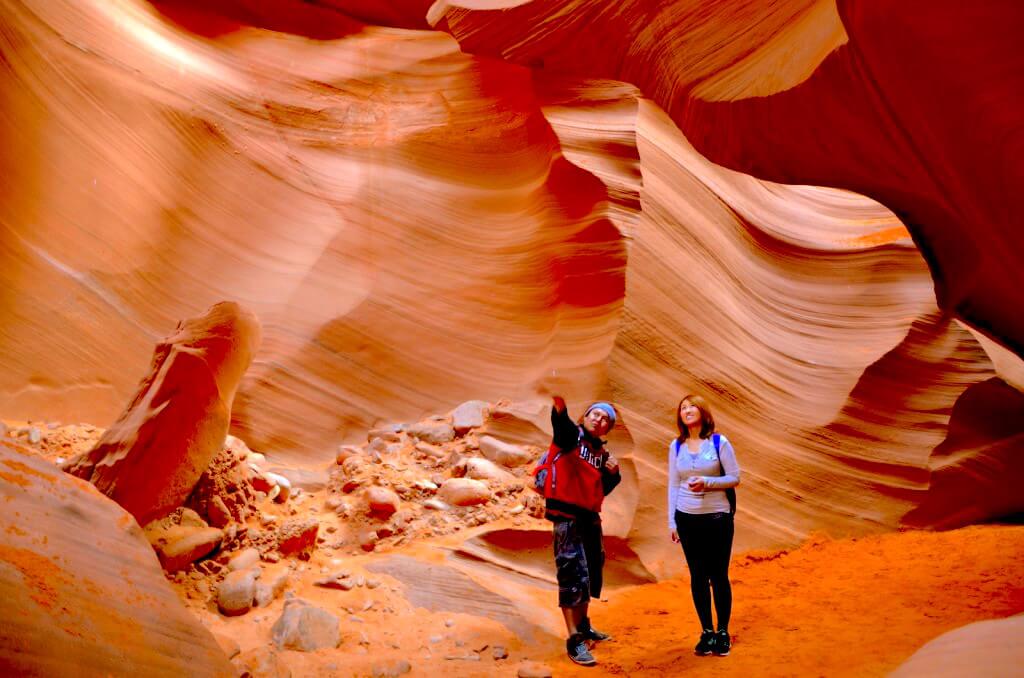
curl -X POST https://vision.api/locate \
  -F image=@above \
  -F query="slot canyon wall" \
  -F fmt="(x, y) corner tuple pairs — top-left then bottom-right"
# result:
(2, 0), (1022, 578)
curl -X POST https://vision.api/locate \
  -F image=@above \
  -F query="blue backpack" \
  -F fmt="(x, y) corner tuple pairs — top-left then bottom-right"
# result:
(674, 433), (737, 514)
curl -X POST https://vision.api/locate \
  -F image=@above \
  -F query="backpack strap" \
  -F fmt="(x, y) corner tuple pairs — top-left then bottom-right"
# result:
(711, 433), (737, 515)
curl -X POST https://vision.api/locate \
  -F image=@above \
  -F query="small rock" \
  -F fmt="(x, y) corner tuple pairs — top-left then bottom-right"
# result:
(336, 445), (361, 465)
(359, 530), (378, 552)
(406, 421), (455, 445)
(438, 478), (491, 507)
(255, 569), (290, 607)
(367, 429), (402, 443)
(365, 486), (400, 518)
(25, 427), (42, 445)
(444, 619), (454, 627)
(228, 547), (261, 572)
(371, 660), (412, 678)
(423, 499), (449, 511)
(264, 472), (292, 503)
(314, 576), (355, 591)
(492, 646), (508, 660)
(218, 569), (257, 616)
(342, 479), (362, 494)
(366, 578), (382, 589)
(276, 518), (318, 559)
(463, 457), (515, 483)
(271, 598), (341, 652)
(266, 468), (326, 493)
(151, 525), (224, 573)
(342, 456), (366, 475)
(232, 647), (291, 678)
(325, 496), (344, 510)
(478, 436), (532, 467)
(517, 661), (553, 678)
(415, 442), (446, 459)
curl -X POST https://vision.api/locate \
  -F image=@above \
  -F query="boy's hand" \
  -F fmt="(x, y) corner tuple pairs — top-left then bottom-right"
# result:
(604, 453), (619, 473)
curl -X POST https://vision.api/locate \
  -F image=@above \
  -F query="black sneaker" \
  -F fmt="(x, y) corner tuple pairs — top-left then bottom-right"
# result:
(580, 617), (612, 642)
(713, 630), (731, 656)
(694, 629), (716, 656)
(567, 633), (597, 666)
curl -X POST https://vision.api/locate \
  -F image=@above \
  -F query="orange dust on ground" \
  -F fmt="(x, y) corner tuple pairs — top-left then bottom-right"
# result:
(545, 525), (1024, 677)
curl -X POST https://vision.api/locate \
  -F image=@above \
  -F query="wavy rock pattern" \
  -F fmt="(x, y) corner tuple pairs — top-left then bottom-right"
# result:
(0, 441), (233, 676)
(1, 0), (1021, 574)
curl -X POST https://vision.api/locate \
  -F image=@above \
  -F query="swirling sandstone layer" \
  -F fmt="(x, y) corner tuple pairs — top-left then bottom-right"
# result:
(0, 441), (233, 676)
(0, 0), (1021, 574)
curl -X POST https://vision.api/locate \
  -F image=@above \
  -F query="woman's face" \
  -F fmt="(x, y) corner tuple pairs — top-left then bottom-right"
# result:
(583, 408), (612, 437)
(679, 400), (702, 430)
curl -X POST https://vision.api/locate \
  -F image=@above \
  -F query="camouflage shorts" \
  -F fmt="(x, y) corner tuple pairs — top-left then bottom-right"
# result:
(552, 518), (604, 608)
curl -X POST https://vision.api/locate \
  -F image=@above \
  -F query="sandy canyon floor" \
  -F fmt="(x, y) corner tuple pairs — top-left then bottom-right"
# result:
(5, 420), (1022, 677)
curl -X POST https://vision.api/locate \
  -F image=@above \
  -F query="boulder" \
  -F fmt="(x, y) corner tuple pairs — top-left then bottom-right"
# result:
(0, 443), (234, 676)
(271, 598), (341, 652)
(451, 400), (487, 435)
(478, 436), (533, 468)
(218, 569), (257, 616)
(62, 302), (261, 525)
(438, 478), (491, 506)
(406, 421), (455, 445)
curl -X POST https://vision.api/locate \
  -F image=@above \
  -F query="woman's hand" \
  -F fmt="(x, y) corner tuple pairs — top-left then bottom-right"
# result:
(687, 476), (707, 493)
(670, 529), (679, 544)
(604, 453), (619, 473)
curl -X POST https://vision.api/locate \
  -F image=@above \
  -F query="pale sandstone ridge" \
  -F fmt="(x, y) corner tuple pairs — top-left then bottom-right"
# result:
(891, 616), (1024, 678)
(0, 441), (233, 676)
(63, 302), (261, 525)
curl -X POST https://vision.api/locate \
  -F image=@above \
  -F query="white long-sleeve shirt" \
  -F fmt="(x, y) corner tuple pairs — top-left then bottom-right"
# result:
(667, 434), (741, 528)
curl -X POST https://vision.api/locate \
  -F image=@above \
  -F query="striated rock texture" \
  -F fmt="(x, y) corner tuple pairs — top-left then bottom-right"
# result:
(0, 0), (1021, 568)
(63, 302), (260, 525)
(0, 441), (233, 676)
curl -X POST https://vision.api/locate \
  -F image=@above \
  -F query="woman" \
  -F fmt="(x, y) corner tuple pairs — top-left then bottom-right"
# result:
(668, 394), (740, 656)
(534, 395), (622, 666)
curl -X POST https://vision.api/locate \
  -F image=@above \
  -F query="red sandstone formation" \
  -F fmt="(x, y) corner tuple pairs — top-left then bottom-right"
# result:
(0, 440), (233, 676)
(63, 302), (260, 525)
(0, 0), (1021, 570)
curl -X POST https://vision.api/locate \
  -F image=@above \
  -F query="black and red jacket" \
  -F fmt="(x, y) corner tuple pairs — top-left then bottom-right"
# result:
(534, 404), (621, 521)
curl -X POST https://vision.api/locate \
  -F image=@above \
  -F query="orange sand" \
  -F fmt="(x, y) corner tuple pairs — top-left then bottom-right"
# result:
(547, 525), (1024, 677)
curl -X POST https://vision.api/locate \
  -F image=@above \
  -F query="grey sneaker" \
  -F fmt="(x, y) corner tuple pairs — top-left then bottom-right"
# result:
(567, 633), (597, 666)
(713, 630), (731, 656)
(695, 629), (716, 656)
(580, 617), (611, 642)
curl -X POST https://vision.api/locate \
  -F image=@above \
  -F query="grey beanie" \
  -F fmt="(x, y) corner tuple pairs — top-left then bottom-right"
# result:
(586, 402), (617, 428)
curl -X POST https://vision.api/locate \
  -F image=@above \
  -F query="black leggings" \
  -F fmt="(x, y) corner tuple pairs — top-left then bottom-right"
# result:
(675, 510), (734, 632)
